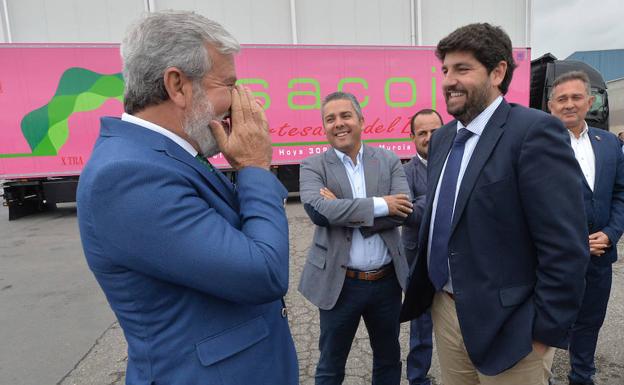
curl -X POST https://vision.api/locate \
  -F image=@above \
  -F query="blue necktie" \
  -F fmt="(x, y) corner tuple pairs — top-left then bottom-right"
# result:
(428, 128), (474, 291)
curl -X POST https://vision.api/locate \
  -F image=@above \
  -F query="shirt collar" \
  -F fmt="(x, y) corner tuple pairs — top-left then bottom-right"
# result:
(568, 121), (589, 139)
(334, 143), (364, 166)
(122, 113), (198, 157)
(416, 152), (428, 166)
(456, 95), (503, 136)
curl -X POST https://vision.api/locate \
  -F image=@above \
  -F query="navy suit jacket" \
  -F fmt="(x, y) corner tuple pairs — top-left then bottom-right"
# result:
(400, 101), (589, 375)
(401, 157), (427, 266)
(77, 118), (298, 385)
(582, 126), (624, 264)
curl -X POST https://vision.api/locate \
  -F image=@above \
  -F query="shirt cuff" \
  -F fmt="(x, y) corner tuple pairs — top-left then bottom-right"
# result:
(373, 197), (389, 217)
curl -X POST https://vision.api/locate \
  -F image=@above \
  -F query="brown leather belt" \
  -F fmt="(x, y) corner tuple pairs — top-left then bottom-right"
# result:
(445, 291), (455, 300)
(345, 263), (394, 281)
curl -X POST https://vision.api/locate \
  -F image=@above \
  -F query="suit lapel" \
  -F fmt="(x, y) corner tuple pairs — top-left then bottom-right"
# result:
(325, 149), (352, 199)
(100, 117), (238, 208)
(363, 146), (380, 197)
(588, 127), (603, 192)
(427, 125), (456, 201)
(416, 159), (427, 186)
(162, 139), (238, 209)
(451, 101), (509, 232)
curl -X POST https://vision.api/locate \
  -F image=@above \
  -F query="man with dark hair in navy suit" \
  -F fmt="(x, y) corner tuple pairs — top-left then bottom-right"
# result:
(402, 108), (442, 385)
(77, 11), (297, 385)
(549, 70), (624, 385)
(400, 23), (588, 385)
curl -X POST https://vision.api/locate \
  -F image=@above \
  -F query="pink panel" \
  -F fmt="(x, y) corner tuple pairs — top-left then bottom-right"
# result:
(0, 44), (530, 177)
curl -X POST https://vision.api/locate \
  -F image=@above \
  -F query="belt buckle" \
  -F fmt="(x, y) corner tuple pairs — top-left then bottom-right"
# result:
(365, 268), (381, 281)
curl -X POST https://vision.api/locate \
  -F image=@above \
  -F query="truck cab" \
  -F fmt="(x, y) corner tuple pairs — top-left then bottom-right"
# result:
(530, 53), (609, 130)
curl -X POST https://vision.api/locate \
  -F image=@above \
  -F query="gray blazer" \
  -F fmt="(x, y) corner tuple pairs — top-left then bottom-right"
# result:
(298, 145), (410, 310)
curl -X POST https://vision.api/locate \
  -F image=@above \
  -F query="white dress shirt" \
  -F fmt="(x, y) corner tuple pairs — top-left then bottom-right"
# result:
(428, 96), (503, 293)
(568, 122), (596, 191)
(122, 113), (198, 157)
(416, 152), (428, 167)
(333, 147), (392, 271)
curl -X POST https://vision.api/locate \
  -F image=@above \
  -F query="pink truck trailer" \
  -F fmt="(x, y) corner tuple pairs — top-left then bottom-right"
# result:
(0, 44), (531, 220)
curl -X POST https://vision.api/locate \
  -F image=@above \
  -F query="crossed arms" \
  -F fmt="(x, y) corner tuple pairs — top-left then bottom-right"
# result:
(299, 152), (412, 234)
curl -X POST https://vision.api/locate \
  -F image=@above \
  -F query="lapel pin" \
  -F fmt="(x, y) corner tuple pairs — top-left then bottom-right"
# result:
(595, 135), (601, 141)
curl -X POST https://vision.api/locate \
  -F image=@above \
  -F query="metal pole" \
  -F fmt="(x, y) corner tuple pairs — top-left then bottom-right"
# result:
(409, 0), (416, 45)
(2, 0), (12, 43)
(416, 0), (423, 45)
(144, 0), (156, 12)
(526, 0), (532, 48)
(289, 0), (298, 44)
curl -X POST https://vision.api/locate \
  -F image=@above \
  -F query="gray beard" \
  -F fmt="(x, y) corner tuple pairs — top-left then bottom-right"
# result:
(183, 95), (222, 158)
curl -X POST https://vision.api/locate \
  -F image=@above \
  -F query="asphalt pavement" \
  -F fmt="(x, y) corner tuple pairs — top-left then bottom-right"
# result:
(0, 202), (622, 385)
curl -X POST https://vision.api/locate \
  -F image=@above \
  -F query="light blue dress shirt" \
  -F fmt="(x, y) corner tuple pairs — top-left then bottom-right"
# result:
(333, 146), (392, 271)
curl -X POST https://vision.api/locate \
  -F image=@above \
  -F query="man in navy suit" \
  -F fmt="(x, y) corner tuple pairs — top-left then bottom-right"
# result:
(548, 70), (624, 385)
(402, 109), (443, 385)
(400, 23), (589, 385)
(77, 11), (297, 385)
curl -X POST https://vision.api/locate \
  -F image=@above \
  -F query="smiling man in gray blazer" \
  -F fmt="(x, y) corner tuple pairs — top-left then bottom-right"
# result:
(299, 92), (413, 385)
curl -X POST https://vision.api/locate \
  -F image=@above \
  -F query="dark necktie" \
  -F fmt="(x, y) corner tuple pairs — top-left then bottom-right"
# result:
(195, 154), (214, 172)
(195, 154), (236, 193)
(428, 128), (474, 291)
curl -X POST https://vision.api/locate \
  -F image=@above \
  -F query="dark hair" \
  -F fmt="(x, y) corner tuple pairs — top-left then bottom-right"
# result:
(321, 91), (363, 120)
(436, 23), (517, 95)
(549, 70), (592, 99)
(409, 109), (443, 135)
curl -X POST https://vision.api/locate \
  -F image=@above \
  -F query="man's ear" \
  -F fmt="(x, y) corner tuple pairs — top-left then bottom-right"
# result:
(163, 67), (192, 109)
(490, 60), (508, 89)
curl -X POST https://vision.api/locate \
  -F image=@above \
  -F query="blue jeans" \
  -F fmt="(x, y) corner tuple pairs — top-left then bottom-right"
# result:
(315, 273), (402, 385)
(568, 258), (612, 385)
(406, 309), (433, 385)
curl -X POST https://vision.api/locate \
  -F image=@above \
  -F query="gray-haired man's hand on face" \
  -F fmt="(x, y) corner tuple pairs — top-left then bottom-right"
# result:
(209, 85), (272, 170)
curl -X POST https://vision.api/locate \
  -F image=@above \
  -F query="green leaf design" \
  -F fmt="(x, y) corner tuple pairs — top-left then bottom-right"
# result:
(0, 68), (124, 158)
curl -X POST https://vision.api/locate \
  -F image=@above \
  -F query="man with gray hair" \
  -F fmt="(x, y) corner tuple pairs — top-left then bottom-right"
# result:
(77, 11), (297, 385)
(299, 91), (413, 385)
(549, 70), (624, 385)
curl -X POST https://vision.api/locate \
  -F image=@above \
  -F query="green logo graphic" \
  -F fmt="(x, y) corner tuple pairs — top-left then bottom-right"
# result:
(0, 68), (124, 158)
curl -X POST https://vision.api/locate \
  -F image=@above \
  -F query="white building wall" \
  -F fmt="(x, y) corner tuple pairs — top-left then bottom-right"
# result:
(295, 0), (412, 45)
(5, 0), (144, 42)
(419, 0), (530, 47)
(153, 0), (293, 44)
(1, 0), (530, 48)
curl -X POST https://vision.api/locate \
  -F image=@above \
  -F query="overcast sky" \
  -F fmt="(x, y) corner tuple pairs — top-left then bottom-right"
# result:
(532, 0), (624, 59)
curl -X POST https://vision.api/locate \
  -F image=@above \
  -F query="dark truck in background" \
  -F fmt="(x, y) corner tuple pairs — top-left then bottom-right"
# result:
(531, 53), (609, 130)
